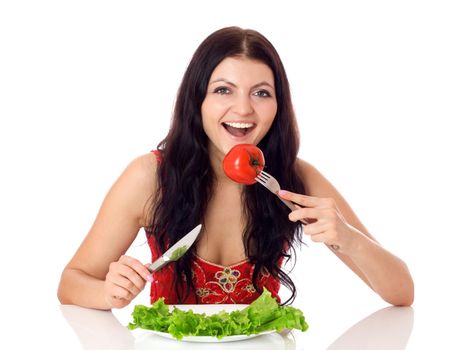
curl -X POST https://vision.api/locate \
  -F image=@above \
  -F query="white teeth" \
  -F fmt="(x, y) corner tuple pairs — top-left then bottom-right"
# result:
(223, 122), (254, 129)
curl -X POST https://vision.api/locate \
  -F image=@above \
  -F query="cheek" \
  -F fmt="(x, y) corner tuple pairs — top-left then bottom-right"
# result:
(262, 106), (277, 132)
(262, 99), (277, 122)
(200, 98), (211, 121)
(201, 100), (217, 131)
(202, 98), (228, 123)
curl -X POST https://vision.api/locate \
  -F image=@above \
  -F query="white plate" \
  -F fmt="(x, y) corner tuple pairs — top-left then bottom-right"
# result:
(143, 304), (274, 343)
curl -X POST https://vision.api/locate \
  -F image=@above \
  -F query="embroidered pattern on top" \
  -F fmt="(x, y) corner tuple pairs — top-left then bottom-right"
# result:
(192, 259), (268, 304)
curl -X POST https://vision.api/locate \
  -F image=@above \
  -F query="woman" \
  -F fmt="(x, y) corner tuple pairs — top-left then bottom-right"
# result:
(57, 27), (414, 309)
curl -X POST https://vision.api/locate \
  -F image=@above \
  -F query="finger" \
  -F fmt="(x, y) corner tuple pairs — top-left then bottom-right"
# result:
(113, 274), (143, 296)
(289, 207), (334, 223)
(115, 264), (147, 291)
(119, 255), (153, 282)
(278, 190), (319, 207)
(280, 191), (336, 209)
(302, 222), (329, 236)
(108, 297), (129, 309)
(144, 263), (154, 281)
(289, 207), (318, 222)
(309, 233), (327, 243)
(110, 284), (133, 301)
(309, 233), (340, 250)
(106, 295), (127, 309)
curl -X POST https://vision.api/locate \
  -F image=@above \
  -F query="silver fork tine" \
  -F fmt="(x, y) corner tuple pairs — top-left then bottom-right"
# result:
(256, 175), (276, 193)
(255, 174), (267, 186)
(257, 171), (278, 191)
(255, 177), (268, 188)
(258, 170), (271, 181)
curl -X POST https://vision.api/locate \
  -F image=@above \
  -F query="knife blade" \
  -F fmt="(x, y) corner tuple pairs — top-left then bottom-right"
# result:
(148, 224), (202, 273)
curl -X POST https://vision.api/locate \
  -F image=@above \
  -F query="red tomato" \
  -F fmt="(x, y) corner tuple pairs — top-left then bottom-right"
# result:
(223, 144), (265, 185)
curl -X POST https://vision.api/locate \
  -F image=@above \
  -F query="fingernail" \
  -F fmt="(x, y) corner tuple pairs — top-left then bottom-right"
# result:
(278, 190), (289, 197)
(146, 274), (154, 283)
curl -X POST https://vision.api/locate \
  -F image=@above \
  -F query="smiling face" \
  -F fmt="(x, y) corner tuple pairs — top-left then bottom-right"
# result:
(201, 56), (278, 160)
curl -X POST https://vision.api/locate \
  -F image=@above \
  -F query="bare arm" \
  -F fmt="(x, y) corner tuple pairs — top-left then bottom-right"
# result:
(57, 153), (158, 309)
(283, 159), (414, 306)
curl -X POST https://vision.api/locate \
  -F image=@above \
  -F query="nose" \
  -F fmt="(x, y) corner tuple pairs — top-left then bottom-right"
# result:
(232, 93), (254, 116)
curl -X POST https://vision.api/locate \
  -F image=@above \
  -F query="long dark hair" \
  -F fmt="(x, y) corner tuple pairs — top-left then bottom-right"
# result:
(147, 27), (305, 304)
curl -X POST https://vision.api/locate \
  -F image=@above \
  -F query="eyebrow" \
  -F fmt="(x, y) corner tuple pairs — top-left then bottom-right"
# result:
(209, 78), (275, 90)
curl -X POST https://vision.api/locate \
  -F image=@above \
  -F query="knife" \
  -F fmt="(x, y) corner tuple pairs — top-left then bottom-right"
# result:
(148, 224), (202, 273)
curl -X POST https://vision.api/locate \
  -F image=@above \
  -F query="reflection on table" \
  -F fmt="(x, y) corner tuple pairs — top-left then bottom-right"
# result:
(327, 306), (414, 350)
(60, 305), (134, 350)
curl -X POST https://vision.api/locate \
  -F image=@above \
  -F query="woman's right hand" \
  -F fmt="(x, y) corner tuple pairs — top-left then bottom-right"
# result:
(104, 255), (153, 309)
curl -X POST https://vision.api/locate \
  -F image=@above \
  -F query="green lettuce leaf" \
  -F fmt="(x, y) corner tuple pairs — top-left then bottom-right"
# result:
(128, 288), (308, 340)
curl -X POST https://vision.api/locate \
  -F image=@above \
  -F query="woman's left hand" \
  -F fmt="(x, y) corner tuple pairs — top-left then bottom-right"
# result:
(278, 190), (361, 255)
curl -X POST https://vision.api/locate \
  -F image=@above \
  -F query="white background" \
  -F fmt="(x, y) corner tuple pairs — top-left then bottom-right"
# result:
(1, 1), (475, 348)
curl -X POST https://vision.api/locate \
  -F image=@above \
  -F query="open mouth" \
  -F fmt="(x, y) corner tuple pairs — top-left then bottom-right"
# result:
(222, 122), (256, 137)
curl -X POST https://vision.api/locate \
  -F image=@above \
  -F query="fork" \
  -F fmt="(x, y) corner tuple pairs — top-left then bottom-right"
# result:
(255, 170), (301, 214)
(255, 170), (340, 251)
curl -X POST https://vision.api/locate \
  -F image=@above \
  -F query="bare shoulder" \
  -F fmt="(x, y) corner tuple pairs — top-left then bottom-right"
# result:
(295, 158), (338, 197)
(106, 152), (159, 226)
(123, 152), (159, 185)
(296, 157), (372, 237)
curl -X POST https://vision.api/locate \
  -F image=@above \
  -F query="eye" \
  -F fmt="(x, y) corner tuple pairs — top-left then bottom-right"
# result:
(254, 90), (272, 98)
(213, 87), (231, 95)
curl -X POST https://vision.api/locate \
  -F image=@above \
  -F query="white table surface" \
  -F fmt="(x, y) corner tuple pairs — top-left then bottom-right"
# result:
(51, 303), (415, 350)
(6, 249), (473, 350)
(11, 290), (473, 350)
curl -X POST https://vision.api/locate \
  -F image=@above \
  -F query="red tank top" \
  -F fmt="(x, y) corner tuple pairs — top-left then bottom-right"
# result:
(147, 150), (281, 304)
